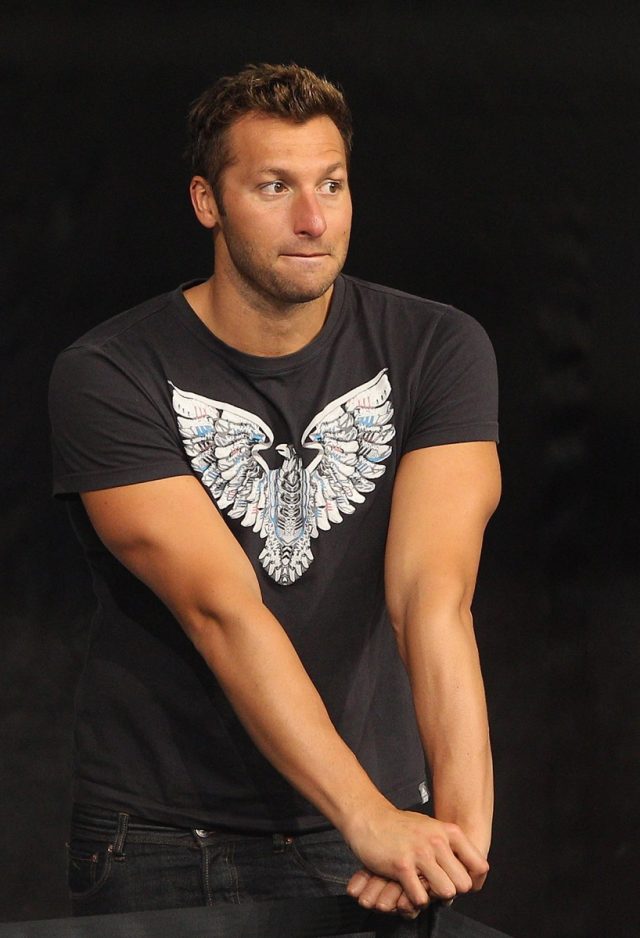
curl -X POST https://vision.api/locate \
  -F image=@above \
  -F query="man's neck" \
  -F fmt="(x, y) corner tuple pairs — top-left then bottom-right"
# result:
(183, 276), (333, 358)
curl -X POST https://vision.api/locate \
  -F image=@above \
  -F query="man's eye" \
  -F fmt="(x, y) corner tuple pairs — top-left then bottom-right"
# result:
(261, 181), (287, 194)
(320, 180), (344, 194)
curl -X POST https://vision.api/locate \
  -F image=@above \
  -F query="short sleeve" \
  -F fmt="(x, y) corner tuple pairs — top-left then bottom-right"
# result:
(49, 346), (192, 496)
(403, 307), (499, 453)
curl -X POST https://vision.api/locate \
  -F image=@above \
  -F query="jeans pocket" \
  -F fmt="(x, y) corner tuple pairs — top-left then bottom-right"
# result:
(290, 835), (356, 886)
(67, 840), (113, 900)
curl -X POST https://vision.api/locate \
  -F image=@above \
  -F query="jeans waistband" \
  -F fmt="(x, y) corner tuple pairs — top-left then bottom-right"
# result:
(70, 804), (331, 853)
(71, 804), (219, 853)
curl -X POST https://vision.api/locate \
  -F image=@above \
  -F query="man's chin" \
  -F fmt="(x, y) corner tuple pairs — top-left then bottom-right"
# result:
(266, 270), (340, 306)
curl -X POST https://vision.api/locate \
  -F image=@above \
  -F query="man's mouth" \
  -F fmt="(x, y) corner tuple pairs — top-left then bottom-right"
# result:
(281, 252), (328, 258)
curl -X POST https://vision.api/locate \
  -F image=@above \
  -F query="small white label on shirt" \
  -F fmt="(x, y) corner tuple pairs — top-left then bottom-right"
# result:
(418, 781), (430, 804)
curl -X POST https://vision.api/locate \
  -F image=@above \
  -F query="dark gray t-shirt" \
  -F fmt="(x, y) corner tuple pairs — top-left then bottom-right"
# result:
(49, 273), (499, 831)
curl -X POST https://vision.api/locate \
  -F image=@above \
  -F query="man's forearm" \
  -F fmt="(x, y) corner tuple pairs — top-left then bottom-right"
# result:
(400, 603), (494, 858)
(430, 732), (493, 859)
(183, 595), (391, 837)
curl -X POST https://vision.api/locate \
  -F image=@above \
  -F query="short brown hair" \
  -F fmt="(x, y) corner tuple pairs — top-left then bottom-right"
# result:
(186, 63), (352, 205)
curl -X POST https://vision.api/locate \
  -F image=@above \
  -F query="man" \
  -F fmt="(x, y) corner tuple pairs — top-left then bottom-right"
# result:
(49, 63), (500, 926)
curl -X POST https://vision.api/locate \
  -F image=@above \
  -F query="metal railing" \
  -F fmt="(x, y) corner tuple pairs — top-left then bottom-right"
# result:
(0, 897), (513, 937)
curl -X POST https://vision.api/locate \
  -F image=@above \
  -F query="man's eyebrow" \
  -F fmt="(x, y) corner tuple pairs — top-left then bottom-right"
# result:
(256, 166), (289, 177)
(323, 161), (347, 176)
(256, 161), (347, 177)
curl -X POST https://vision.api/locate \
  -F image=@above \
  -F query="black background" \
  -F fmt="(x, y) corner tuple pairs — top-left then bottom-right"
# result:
(1, 3), (638, 937)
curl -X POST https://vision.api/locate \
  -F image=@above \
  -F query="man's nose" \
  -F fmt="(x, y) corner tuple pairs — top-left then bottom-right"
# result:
(292, 190), (327, 238)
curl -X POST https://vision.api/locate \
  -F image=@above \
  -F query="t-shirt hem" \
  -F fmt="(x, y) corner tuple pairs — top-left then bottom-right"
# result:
(73, 776), (426, 834)
(403, 422), (499, 453)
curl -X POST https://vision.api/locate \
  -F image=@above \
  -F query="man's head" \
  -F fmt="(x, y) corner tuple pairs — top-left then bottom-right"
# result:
(187, 64), (353, 309)
(186, 63), (352, 211)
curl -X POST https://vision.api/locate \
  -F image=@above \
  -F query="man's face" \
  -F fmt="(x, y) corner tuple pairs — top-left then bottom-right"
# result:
(213, 113), (352, 307)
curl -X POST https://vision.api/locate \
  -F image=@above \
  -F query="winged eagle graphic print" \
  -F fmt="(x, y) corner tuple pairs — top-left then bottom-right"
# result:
(170, 369), (395, 586)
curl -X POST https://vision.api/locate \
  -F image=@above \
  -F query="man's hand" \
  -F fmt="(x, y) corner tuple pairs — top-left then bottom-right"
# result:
(344, 807), (489, 912)
(347, 869), (421, 919)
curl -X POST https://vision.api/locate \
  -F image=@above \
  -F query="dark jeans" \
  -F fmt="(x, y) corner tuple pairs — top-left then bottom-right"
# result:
(67, 803), (423, 936)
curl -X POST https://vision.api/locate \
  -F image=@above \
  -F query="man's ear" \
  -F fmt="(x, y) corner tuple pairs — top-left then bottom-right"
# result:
(189, 175), (222, 229)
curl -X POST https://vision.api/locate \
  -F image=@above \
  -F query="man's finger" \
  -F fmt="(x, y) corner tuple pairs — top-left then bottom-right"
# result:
(415, 862), (456, 901)
(394, 870), (430, 909)
(373, 880), (404, 912)
(429, 850), (473, 895)
(470, 868), (489, 892)
(348, 869), (422, 917)
(446, 824), (491, 878)
(355, 875), (394, 909)
(346, 869), (372, 898)
(396, 891), (421, 919)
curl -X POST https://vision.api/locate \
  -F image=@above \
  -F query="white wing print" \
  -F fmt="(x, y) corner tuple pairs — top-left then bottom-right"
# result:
(302, 369), (395, 537)
(170, 384), (273, 533)
(171, 370), (395, 587)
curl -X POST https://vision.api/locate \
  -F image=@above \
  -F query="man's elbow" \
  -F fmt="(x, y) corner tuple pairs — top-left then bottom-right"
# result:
(386, 580), (475, 664)
(178, 583), (263, 647)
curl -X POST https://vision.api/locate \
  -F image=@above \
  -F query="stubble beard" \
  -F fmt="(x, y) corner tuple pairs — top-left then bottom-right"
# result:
(220, 224), (348, 309)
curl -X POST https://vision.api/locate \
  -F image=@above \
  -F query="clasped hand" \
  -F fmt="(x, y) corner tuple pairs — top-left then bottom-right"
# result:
(346, 810), (488, 919)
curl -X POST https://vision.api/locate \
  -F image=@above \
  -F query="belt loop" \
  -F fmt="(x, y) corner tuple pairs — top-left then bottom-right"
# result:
(110, 812), (129, 860)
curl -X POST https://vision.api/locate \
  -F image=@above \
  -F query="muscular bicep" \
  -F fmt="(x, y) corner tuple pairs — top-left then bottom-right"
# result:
(81, 476), (262, 638)
(385, 442), (501, 641)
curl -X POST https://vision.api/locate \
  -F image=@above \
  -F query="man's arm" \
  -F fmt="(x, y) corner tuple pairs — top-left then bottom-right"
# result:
(346, 441), (500, 916)
(81, 474), (488, 910)
(384, 441), (500, 857)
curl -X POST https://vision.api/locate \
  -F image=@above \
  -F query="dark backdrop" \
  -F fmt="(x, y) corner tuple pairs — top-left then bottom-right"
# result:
(1, 4), (638, 937)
